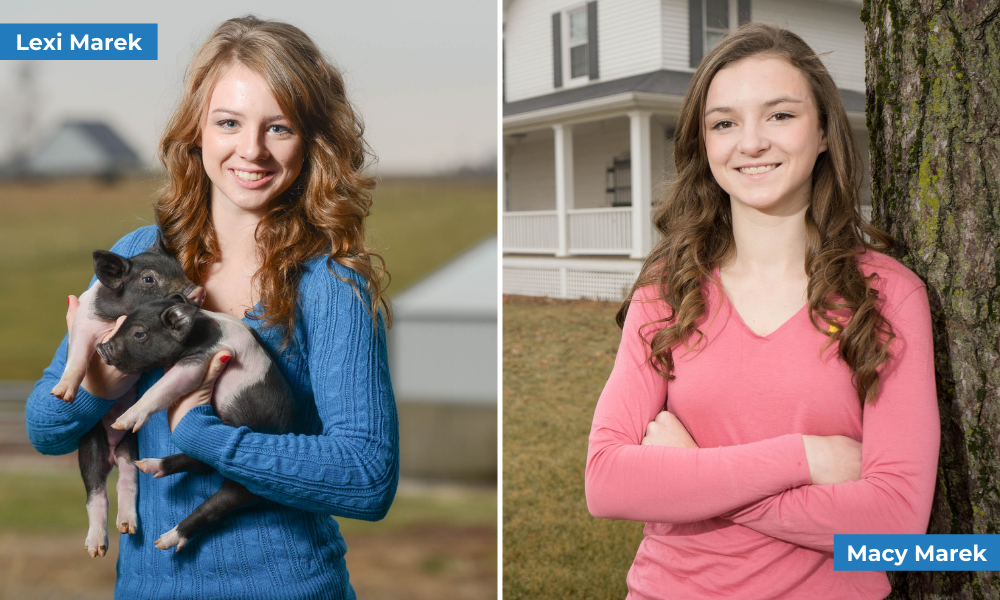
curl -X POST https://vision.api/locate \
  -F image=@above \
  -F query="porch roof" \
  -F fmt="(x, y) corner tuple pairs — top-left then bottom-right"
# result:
(503, 68), (866, 121)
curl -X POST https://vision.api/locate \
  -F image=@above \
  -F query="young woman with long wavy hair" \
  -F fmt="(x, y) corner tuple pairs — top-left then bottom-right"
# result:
(585, 23), (938, 599)
(26, 16), (396, 599)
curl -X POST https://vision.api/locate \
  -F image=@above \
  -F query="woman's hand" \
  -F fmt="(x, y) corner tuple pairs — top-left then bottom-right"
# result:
(802, 435), (862, 485)
(69, 295), (140, 401)
(166, 350), (232, 432)
(642, 411), (699, 448)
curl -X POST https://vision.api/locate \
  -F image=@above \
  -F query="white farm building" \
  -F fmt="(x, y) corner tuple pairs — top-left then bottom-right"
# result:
(389, 237), (497, 480)
(503, 0), (871, 301)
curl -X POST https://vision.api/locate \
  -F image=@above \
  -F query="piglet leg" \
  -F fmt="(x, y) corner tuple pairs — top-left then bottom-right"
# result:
(156, 478), (256, 552)
(136, 453), (213, 478)
(112, 359), (209, 433)
(114, 430), (139, 534)
(79, 423), (114, 557)
(52, 288), (114, 402)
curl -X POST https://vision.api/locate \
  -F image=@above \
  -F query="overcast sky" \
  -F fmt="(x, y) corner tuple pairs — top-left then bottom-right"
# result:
(0, 0), (498, 175)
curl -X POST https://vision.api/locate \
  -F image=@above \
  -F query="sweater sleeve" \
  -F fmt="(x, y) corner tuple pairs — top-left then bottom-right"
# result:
(170, 263), (399, 522)
(721, 287), (939, 552)
(585, 284), (813, 523)
(24, 227), (158, 455)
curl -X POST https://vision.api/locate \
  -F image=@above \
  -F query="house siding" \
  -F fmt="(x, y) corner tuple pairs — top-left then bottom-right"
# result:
(597, 0), (663, 83)
(661, 0), (692, 72)
(572, 118), (631, 209)
(507, 133), (557, 211)
(752, 0), (865, 91)
(504, 0), (664, 103)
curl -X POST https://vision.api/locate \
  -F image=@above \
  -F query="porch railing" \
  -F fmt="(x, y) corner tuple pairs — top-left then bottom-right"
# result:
(568, 207), (633, 255)
(503, 210), (558, 254)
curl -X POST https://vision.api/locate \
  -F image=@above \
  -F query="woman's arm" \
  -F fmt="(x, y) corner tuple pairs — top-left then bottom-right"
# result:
(24, 227), (156, 455)
(719, 287), (939, 552)
(585, 284), (812, 523)
(170, 263), (399, 522)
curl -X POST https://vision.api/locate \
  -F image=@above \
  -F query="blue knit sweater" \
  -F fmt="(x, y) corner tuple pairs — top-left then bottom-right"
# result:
(25, 226), (399, 600)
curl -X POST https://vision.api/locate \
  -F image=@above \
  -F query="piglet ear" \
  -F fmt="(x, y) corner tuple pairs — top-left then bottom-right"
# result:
(152, 231), (171, 256)
(161, 303), (198, 342)
(93, 250), (131, 290)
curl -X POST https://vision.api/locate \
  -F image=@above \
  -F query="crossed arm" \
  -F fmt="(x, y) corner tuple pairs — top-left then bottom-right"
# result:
(584, 285), (939, 552)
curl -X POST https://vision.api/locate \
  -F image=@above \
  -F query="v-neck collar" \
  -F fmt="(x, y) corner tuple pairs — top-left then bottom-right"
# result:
(710, 266), (809, 342)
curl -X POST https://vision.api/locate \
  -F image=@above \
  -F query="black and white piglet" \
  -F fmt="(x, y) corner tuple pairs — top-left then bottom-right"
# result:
(97, 294), (303, 551)
(51, 236), (203, 402)
(54, 238), (203, 558)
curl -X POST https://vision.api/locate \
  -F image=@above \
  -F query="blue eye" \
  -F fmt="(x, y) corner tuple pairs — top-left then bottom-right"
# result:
(268, 124), (293, 135)
(143, 276), (155, 284)
(134, 331), (147, 340)
(217, 119), (238, 129)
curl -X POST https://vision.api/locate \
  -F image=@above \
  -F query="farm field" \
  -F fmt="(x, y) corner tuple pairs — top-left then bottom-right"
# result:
(0, 175), (498, 599)
(0, 175), (497, 380)
(0, 460), (496, 600)
(502, 295), (644, 599)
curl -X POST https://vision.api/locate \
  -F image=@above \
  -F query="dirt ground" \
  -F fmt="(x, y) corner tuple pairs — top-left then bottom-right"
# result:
(0, 526), (497, 600)
(0, 453), (497, 600)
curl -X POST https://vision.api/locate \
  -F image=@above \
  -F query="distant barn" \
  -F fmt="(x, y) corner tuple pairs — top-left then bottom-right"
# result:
(25, 120), (142, 179)
(389, 236), (497, 480)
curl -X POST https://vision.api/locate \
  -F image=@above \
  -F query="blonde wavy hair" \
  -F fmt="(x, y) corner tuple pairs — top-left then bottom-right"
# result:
(618, 22), (895, 405)
(155, 15), (388, 347)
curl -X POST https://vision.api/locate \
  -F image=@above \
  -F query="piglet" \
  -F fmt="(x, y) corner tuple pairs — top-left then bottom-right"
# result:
(54, 236), (204, 558)
(51, 234), (205, 402)
(97, 294), (302, 551)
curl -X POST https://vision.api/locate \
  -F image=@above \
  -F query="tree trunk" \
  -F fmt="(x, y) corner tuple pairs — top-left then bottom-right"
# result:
(864, 1), (1000, 598)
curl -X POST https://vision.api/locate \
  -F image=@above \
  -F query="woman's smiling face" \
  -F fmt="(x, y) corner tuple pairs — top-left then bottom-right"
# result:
(703, 55), (828, 216)
(198, 62), (304, 217)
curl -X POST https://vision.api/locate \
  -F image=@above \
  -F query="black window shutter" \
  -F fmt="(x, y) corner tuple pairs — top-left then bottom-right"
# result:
(587, 1), (599, 80)
(552, 13), (563, 88)
(738, 0), (751, 25)
(689, 0), (703, 69)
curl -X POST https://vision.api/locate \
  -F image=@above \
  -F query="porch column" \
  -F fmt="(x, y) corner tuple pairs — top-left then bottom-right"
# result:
(553, 123), (574, 257)
(629, 111), (652, 259)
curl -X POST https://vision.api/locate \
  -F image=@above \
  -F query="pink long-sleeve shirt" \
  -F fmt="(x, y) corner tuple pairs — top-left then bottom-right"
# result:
(586, 252), (939, 600)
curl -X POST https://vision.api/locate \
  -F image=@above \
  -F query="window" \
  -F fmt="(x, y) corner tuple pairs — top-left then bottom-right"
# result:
(704, 0), (729, 54)
(689, 0), (751, 68)
(606, 153), (631, 207)
(553, 2), (598, 88)
(568, 7), (589, 80)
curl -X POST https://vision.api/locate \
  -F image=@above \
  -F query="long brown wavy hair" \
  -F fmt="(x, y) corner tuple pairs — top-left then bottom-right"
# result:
(618, 23), (895, 405)
(155, 15), (389, 347)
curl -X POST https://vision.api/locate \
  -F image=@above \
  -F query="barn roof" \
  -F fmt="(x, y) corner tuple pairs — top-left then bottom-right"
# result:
(66, 121), (141, 163)
(392, 236), (497, 321)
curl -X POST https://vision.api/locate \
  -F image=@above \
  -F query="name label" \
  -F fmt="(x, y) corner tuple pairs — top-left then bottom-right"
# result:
(835, 534), (1000, 571)
(0, 24), (157, 60)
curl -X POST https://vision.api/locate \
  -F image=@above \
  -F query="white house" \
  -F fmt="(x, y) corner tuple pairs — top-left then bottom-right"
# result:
(503, 0), (870, 301)
(389, 237), (497, 480)
(24, 120), (142, 179)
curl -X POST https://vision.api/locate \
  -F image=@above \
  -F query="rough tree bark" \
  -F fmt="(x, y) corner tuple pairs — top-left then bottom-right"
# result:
(864, 1), (1000, 598)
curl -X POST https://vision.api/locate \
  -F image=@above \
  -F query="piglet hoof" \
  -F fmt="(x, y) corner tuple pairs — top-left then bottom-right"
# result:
(117, 513), (138, 535)
(50, 382), (75, 402)
(155, 527), (188, 552)
(112, 408), (150, 433)
(85, 532), (108, 558)
(135, 459), (166, 478)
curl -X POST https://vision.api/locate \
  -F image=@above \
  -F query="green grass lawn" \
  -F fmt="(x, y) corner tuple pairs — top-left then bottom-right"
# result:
(502, 296), (644, 599)
(0, 175), (496, 381)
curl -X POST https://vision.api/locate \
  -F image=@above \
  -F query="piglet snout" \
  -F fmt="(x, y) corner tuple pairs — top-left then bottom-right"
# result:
(96, 342), (115, 366)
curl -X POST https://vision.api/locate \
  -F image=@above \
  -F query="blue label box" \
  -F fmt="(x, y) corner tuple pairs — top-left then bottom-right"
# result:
(0, 24), (157, 60)
(835, 534), (1000, 571)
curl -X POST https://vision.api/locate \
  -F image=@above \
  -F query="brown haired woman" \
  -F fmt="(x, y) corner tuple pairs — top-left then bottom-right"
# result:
(585, 23), (938, 599)
(25, 16), (397, 599)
